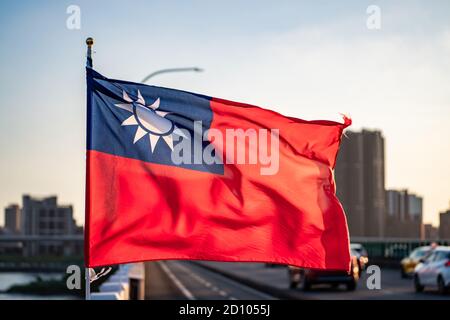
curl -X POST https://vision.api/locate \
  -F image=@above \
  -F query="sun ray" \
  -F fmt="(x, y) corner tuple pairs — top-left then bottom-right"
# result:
(149, 134), (160, 153)
(115, 103), (133, 113)
(133, 126), (147, 144)
(123, 91), (133, 103)
(122, 115), (138, 126)
(162, 135), (174, 150)
(155, 110), (169, 117)
(149, 98), (160, 110)
(137, 90), (145, 105)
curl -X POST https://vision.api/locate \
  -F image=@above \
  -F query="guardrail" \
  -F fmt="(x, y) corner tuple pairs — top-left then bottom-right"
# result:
(0, 235), (83, 242)
(2, 235), (449, 266)
(351, 237), (450, 261)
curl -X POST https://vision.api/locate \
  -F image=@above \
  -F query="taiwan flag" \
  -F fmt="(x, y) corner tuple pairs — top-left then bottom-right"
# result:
(85, 67), (352, 270)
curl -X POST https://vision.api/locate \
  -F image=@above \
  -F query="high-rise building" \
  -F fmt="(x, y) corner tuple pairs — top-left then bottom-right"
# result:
(386, 190), (423, 222)
(4, 204), (21, 234)
(423, 224), (439, 240)
(21, 195), (80, 256)
(334, 131), (365, 236)
(335, 129), (385, 237)
(408, 193), (423, 223)
(439, 209), (450, 239)
(385, 189), (423, 238)
(386, 190), (401, 220)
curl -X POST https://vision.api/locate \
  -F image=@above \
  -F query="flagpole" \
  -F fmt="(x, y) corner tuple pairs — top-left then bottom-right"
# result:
(85, 268), (91, 300)
(85, 37), (94, 300)
(86, 37), (94, 68)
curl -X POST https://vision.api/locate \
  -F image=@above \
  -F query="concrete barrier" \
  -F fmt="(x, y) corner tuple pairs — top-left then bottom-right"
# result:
(92, 263), (145, 300)
(99, 282), (129, 300)
(91, 292), (122, 300)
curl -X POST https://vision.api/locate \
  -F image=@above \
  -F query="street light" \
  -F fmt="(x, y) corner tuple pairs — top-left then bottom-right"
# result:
(141, 67), (203, 83)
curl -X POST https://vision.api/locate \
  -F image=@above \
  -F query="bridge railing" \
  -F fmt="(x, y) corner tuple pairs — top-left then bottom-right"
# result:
(351, 237), (450, 262)
(2, 235), (449, 265)
(0, 235), (83, 242)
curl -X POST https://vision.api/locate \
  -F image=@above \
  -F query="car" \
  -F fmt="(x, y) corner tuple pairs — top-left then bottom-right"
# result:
(288, 249), (360, 291)
(413, 246), (450, 294)
(400, 246), (433, 278)
(350, 243), (369, 272)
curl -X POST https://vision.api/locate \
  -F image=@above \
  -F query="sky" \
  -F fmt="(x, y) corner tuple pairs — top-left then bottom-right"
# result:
(0, 0), (449, 227)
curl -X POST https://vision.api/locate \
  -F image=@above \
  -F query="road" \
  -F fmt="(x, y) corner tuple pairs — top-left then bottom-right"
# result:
(294, 268), (450, 300)
(145, 261), (450, 300)
(145, 261), (276, 300)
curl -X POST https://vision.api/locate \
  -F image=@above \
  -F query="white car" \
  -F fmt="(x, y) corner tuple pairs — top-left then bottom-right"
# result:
(413, 246), (450, 294)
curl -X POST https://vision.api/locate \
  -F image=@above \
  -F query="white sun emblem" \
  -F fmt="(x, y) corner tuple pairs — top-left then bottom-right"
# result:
(115, 90), (186, 153)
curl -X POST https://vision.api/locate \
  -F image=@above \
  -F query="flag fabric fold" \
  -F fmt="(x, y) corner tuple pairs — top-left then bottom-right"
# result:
(85, 67), (351, 270)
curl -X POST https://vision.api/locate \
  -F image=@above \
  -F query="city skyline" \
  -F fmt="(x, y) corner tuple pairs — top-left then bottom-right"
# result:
(1, 1), (450, 226)
(1, 192), (444, 240)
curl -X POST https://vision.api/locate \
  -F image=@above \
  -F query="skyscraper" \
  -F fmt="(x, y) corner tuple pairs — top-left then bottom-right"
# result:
(385, 189), (423, 238)
(423, 224), (439, 240)
(4, 204), (21, 234)
(21, 195), (80, 256)
(440, 209), (450, 239)
(408, 193), (423, 223)
(335, 129), (385, 238)
(334, 131), (365, 236)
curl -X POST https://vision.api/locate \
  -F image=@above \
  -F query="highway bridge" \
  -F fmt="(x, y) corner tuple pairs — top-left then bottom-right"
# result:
(1, 235), (449, 299)
(144, 260), (450, 300)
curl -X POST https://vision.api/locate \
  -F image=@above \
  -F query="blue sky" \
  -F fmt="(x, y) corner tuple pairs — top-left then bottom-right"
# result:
(0, 0), (449, 226)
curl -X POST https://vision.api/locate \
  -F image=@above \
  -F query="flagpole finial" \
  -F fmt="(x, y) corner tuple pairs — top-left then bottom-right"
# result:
(86, 37), (94, 68)
(86, 37), (94, 47)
